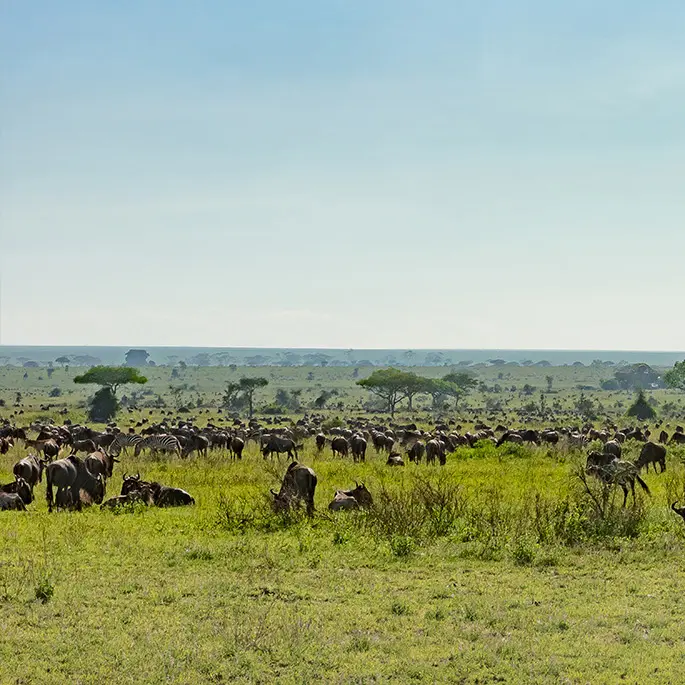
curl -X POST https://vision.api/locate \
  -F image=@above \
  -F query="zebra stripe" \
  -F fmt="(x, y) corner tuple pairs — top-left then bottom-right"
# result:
(108, 433), (143, 456)
(134, 435), (182, 457)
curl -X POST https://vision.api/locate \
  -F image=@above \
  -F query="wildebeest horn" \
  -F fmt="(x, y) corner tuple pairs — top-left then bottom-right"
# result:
(123, 472), (128, 480)
(355, 481), (359, 488)
(112, 457), (120, 463)
(270, 489), (277, 496)
(135, 472), (140, 480)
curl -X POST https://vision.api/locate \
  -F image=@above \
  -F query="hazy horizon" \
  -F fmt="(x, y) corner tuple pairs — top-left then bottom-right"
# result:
(3, 2), (685, 349)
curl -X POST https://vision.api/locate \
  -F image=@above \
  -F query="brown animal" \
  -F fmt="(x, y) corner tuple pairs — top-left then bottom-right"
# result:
(270, 461), (317, 516)
(13, 454), (44, 491)
(635, 442), (666, 473)
(331, 436), (349, 458)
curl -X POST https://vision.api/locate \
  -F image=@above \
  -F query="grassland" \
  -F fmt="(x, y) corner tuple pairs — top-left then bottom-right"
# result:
(2, 363), (685, 682)
(3, 434), (685, 683)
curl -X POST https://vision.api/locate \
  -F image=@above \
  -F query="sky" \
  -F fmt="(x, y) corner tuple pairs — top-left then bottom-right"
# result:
(2, 1), (685, 350)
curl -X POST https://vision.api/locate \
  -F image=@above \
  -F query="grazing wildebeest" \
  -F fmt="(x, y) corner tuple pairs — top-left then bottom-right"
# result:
(425, 439), (445, 465)
(0, 492), (26, 511)
(0, 437), (11, 454)
(229, 436), (245, 460)
(45, 455), (105, 512)
(586, 459), (650, 507)
(540, 430), (559, 445)
(603, 440), (622, 459)
(1, 477), (33, 506)
(496, 432), (524, 447)
(670, 432), (685, 445)
(407, 440), (425, 463)
(315, 433), (326, 452)
(635, 442), (666, 473)
(350, 434), (367, 463)
(270, 461), (317, 516)
(586, 450), (617, 471)
(182, 434), (209, 458)
(13, 454), (44, 491)
(331, 436), (349, 458)
(262, 435), (299, 460)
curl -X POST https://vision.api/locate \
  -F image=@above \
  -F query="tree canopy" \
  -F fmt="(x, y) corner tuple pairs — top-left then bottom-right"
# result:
(626, 390), (657, 420)
(664, 360), (685, 391)
(222, 377), (269, 417)
(74, 366), (148, 394)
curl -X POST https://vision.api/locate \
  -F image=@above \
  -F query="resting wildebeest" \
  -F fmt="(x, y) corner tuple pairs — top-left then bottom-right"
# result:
(13, 454), (44, 491)
(328, 482), (374, 511)
(0, 492), (26, 511)
(586, 458), (650, 507)
(271, 461), (317, 516)
(262, 435), (299, 460)
(387, 452), (405, 467)
(119, 473), (194, 507)
(635, 442), (666, 473)
(45, 455), (105, 511)
(1, 477), (33, 506)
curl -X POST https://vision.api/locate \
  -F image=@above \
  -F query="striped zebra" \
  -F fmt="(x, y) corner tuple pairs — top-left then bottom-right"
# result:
(134, 434), (182, 458)
(108, 433), (143, 457)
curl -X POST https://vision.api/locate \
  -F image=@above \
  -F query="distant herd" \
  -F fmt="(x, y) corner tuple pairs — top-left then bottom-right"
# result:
(1, 414), (685, 518)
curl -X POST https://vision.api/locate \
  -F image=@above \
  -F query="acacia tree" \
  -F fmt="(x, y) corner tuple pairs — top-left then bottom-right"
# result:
(74, 366), (148, 421)
(441, 371), (478, 409)
(626, 390), (657, 421)
(356, 368), (415, 417)
(222, 377), (269, 417)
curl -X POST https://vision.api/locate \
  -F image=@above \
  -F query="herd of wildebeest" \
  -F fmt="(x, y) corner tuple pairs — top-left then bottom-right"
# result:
(2, 413), (685, 519)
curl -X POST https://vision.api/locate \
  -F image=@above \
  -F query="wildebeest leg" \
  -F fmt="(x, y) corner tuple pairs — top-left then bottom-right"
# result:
(71, 483), (82, 511)
(621, 484), (629, 507)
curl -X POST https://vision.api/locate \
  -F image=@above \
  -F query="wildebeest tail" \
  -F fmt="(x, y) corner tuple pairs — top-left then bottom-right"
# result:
(635, 474), (651, 495)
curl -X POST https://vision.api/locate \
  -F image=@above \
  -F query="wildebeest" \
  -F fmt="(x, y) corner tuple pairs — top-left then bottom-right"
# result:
(425, 439), (445, 465)
(45, 455), (105, 512)
(670, 432), (685, 445)
(1, 477), (33, 506)
(13, 454), (44, 491)
(331, 436), (349, 458)
(70, 439), (98, 455)
(270, 461), (317, 516)
(120, 473), (194, 507)
(315, 433), (326, 452)
(0, 492), (26, 511)
(387, 452), (405, 467)
(84, 450), (118, 481)
(229, 436), (245, 460)
(659, 430), (669, 444)
(262, 435), (299, 460)
(635, 442), (666, 473)
(328, 491), (359, 511)
(407, 440), (425, 463)
(586, 458), (650, 507)
(350, 434), (367, 463)
(603, 440), (622, 459)
(341, 482), (373, 508)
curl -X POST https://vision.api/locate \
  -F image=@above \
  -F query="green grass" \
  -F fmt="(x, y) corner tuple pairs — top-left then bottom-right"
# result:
(3, 438), (685, 682)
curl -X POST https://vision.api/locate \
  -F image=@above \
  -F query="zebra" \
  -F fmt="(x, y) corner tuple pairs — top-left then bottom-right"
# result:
(133, 434), (182, 458)
(587, 458), (651, 507)
(107, 433), (143, 457)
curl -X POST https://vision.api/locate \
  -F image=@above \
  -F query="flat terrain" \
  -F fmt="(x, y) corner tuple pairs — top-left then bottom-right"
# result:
(3, 435), (685, 683)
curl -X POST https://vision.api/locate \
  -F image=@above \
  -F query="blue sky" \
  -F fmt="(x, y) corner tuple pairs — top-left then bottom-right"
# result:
(2, 1), (685, 349)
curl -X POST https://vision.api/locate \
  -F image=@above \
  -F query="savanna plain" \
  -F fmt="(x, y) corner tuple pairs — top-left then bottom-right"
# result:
(2, 361), (685, 684)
